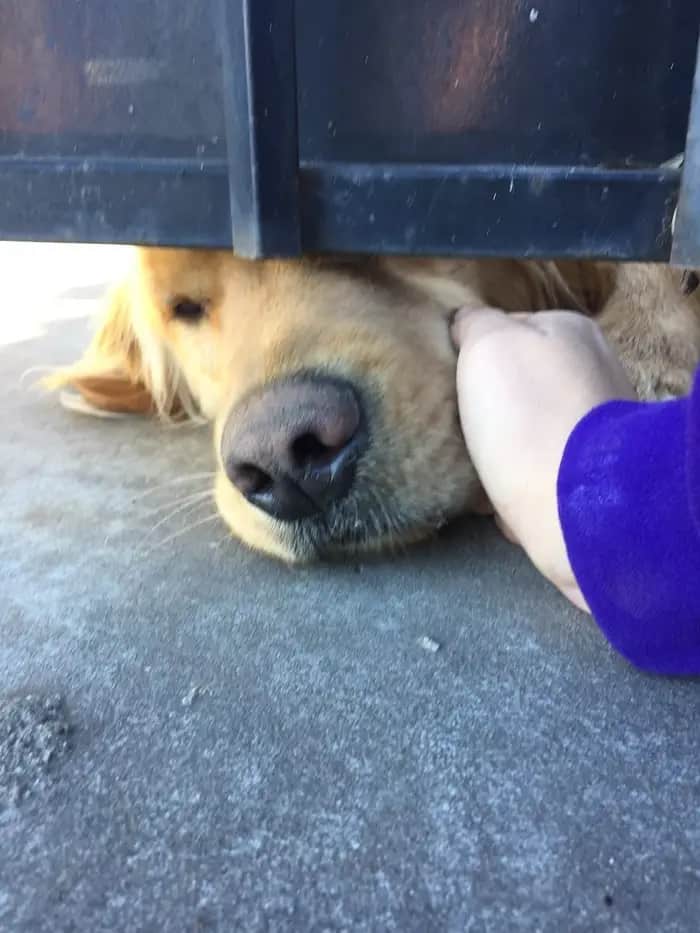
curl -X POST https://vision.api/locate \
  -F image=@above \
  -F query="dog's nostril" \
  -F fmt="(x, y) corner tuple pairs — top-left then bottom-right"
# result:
(232, 463), (274, 498)
(291, 432), (344, 470)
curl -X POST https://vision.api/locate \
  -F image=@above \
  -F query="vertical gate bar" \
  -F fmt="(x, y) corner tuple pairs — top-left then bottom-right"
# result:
(672, 38), (700, 267)
(218, 0), (301, 257)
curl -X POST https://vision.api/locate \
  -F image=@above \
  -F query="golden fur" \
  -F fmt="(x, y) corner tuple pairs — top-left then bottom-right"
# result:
(50, 250), (700, 560)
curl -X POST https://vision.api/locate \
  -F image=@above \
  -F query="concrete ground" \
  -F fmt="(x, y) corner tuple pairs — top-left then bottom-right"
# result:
(1, 242), (699, 932)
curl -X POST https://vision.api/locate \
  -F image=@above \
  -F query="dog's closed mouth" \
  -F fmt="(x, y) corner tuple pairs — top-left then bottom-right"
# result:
(282, 486), (413, 559)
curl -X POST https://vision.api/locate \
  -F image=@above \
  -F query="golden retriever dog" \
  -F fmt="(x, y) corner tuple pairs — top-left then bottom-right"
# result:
(51, 250), (700, 561)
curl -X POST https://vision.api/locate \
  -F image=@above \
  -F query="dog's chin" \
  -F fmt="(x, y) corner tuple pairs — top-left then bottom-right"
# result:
(216, 470), (475, 563)
(282, 496), (447, 562)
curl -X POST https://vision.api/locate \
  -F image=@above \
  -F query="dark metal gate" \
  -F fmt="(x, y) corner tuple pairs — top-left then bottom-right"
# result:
(1, 1), (699, 263)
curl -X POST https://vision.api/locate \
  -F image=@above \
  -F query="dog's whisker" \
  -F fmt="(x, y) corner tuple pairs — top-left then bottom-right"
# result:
(143, 493), (216, 538)
(143, 489), (214, 518)
(327, 505), (339, 538)
(366, 488), (394, 546)
(163, 414), (209, 431)
(211, 531), (234, 550)
(131, 472), (217, 501)
(19, 365), (60, 388)
(143, 513), (222, 552)
(373, 490), (395, 534)
(375, 491), (409, 554)
(368, 506), (382, 542)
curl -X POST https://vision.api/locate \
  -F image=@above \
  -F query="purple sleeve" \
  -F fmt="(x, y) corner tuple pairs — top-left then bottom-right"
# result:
(557, 369), (700, 675)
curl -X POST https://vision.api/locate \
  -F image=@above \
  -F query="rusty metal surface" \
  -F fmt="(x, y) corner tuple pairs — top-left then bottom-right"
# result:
(0, 0), (698, 257)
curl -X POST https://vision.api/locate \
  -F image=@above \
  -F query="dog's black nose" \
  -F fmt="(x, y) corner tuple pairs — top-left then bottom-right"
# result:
(221, 376), (366, 521)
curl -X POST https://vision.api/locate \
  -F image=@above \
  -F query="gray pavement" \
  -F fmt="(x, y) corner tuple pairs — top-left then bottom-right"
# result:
(1, 244), (699, 932)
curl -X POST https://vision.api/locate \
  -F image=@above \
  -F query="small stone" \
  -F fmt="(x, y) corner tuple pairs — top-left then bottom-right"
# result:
(418, 636), (441, 654)
(181, 686), (205, 708)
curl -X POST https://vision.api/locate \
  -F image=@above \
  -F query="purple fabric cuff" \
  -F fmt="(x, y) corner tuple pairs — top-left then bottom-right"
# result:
(557, 373), (700, 675)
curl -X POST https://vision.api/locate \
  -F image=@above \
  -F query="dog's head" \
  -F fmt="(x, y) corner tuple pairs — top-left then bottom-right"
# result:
(53, 247), (560, 560)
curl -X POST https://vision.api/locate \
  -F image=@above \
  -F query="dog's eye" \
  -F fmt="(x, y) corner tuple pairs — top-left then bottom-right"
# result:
(171, 297), (207, 323)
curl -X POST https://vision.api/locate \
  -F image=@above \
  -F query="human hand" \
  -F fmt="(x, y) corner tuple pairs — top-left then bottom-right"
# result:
(452, 308), (636, 611)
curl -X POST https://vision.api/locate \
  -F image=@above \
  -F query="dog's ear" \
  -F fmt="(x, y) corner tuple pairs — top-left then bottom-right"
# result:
(46, 280), (187, 419)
